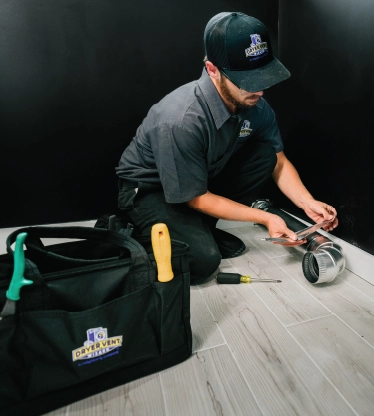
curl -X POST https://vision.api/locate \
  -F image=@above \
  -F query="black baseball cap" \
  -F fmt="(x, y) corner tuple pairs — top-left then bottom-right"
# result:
(204, 12), (290, 92)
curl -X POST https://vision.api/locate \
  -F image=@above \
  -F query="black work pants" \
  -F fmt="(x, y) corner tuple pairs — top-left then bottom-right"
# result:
(118, 141), (277, 283)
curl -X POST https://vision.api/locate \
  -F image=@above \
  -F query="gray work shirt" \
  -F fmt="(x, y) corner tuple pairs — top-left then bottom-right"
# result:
(116, 69), (283, 203)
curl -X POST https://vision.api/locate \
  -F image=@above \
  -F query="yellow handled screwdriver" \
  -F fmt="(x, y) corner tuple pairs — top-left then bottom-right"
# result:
(216, 272), (281, 284)
(151, 223), (174, 282)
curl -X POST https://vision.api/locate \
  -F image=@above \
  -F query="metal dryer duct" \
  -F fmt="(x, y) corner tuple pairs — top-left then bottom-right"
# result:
(252, 200), (345, 284)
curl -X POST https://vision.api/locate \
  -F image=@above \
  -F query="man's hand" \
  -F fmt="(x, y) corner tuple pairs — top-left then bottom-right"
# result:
(272, 152), (338, 234)
(303, 200), (338, 232)
(187, 192), (306, 245)
(265, 214), (306, 246)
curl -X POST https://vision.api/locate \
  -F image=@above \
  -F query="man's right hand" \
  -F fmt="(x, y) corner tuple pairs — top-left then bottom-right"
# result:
(264, 213), (306, 246)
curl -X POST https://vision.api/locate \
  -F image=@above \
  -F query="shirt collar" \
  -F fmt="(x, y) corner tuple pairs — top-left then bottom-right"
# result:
(197, 68), (232, 129)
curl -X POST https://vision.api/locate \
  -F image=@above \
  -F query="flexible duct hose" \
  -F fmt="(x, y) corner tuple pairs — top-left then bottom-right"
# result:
(252, 199), (345, 284)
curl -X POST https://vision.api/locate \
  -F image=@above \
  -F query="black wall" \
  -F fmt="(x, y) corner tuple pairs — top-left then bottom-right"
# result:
(3, 0), (371, 256)
(0, 0), (278, 227)
(264, 0), (374, 255)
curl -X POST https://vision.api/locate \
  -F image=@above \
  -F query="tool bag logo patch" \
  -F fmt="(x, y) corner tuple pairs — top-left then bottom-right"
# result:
(72, 327), (123, 363)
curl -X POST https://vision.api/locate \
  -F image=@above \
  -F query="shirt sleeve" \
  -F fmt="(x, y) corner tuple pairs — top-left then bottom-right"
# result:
(255, 100), (284, 153)
(149, 122), (208, 203)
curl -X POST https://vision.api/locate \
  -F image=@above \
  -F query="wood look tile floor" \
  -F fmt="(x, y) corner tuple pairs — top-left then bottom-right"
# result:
(46, 224), (374, 416)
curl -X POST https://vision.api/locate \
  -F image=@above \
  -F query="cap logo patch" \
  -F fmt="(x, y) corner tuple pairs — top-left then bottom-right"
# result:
(245, 34), (268, 59)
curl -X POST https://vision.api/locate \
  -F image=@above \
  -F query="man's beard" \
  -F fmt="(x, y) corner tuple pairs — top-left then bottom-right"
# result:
(219, 76), (257, 110)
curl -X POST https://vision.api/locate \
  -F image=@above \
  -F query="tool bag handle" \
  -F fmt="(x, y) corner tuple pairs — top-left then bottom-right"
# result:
(6, 226), (152, 269)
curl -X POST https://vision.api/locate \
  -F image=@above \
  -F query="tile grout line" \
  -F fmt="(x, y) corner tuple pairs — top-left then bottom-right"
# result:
(158, 371), (171, 416)
(244, 232), (338, 315)
(345, 280), (374, 302)
(192, 342), (227, 354)
(196, 280), (265, 416)
(284, 313), (334, 328)
(239, 225), (374, 303)
(285, 327), (360, 416)
(236, 227), (374, 350)
(249, 286), (361, 416)
(266, 256), (374, 351)
(234, 227), (370, 412)
(269, 256), (374, 350)
(219, 227), (368, 414)
(328, 311), (374, 351)
(267, 253), (293, 259)
(210, 253), (361, 416)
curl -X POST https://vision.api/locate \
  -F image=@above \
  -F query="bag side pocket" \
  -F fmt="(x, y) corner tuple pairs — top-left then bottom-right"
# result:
(0, 315), (24, 406)
(154, 275), (187, 356)
(20, 284), (161, 400)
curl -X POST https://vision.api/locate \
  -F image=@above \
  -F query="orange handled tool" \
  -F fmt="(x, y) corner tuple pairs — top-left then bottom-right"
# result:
(151, 223), (174, 282)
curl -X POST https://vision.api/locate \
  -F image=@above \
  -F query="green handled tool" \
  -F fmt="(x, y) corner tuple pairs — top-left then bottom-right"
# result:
(0, 232), (33, 318)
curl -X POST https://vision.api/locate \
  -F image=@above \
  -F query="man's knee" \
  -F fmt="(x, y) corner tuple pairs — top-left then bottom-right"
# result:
(189, 243), (221, 284)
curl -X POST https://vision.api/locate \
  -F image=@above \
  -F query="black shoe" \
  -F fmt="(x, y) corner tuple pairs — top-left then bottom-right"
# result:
(212, 228), (246, 259)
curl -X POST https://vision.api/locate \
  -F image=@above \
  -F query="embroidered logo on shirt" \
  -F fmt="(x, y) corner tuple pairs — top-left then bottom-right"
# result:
(239, 120), (253, 138)
(245, 34), (268, 58)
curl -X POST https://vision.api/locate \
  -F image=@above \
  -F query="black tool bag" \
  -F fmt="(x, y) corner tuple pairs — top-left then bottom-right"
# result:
(0, 226), (192, 416)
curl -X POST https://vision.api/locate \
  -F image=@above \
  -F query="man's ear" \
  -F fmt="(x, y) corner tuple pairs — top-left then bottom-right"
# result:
(205, 61), (220, 81)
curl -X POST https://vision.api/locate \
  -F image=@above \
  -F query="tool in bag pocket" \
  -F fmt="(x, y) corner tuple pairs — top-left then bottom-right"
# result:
(0, 232), (33, 318)
(0, 225), (192, 416)
(152, 223), (174, 282)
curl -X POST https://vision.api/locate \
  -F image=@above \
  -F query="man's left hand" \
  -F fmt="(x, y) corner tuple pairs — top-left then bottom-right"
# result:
(303, 200), (338, 232)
